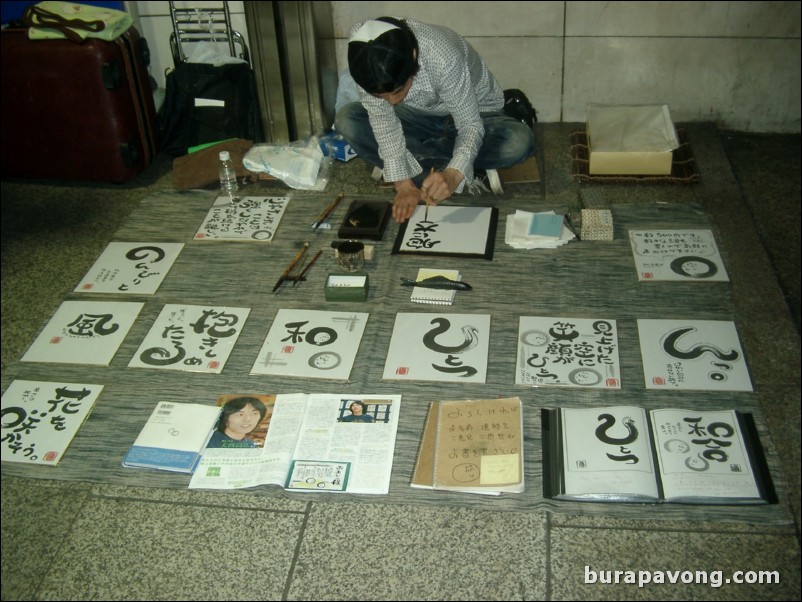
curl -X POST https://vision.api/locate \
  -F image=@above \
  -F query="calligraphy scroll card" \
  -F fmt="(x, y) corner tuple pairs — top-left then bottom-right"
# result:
(250, 309), (369, 381)
(1, 380), (104, 466)
(629, 229), (729, 282)
(382, 312), (491, 383)
(128, 304), (251, 374)
(21, 300), (144, 366)
(637, 319), (753, 391)
(75, 242), (184, 295)
(515, 316), (622, 388)
(194, 196), (290, 241)
(391, 205), (499, 260)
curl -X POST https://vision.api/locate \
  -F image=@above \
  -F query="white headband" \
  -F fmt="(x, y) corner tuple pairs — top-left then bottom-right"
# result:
(350, 20), (400, 43)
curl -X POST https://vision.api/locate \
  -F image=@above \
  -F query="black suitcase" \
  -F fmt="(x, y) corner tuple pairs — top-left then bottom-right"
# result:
(0, 27), (159, 183)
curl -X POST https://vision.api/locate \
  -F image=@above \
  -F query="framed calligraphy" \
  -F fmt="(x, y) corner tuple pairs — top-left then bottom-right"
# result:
(391, 205), (499, 260)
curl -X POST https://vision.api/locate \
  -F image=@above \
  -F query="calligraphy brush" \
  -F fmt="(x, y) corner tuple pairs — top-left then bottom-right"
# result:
(272, 242), (310, 292)
(312, 193), (345, 231)
(292, 249), (323, 286)
(423, 167), (435, 221)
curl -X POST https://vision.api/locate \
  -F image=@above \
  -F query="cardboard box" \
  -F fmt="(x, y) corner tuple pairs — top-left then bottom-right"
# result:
(580, 209), (614, 241)
(320, 130), (357, 162)
(586, 104), (679, 175)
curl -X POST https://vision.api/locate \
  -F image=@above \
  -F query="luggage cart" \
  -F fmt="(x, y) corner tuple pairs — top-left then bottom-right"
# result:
(168, 1), (249, 66)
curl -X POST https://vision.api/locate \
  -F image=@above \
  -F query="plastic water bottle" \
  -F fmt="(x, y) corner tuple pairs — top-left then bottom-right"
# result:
(218, 150), (239, 197)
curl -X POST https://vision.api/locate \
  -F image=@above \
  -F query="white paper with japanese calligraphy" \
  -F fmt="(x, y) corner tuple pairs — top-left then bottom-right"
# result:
(637, 319), (752, 391)
(629, 229), (729, 281)
(515, 316), (621, 388)
(650, 408), (769, 503)
(74, 242), (184, 294)
(543, 406), (775, 504)
(382, 312), (491, 383)
(194, 195), (290, 241)
(190, 393), (401, 495)
(128, 304), (250, 374)
(554, 406), (658, 502)
(1, 380), (103, 465)
(21, 300), (144, 365)
(250, 309), (369, 380)
(391, 205), (498, 260)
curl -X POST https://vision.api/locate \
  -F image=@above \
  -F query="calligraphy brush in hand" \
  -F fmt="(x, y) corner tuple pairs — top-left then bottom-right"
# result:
(422, 167), (435, 221)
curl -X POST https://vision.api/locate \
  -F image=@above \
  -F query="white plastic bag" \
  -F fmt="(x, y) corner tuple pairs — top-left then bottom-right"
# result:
(243, 137), (331, 191)
(186, 41), (246, 66)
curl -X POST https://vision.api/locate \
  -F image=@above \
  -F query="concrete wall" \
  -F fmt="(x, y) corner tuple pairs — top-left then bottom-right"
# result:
(130, 1), (801, 133)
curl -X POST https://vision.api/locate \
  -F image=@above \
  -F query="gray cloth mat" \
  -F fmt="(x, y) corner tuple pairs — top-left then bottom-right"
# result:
(2, 189), (791, 526)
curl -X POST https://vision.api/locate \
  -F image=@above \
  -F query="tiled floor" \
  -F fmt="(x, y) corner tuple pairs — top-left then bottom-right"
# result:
(1, 123), (800, 600)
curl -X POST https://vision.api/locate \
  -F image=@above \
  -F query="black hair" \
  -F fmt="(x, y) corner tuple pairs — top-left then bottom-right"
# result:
(348, 400), (367, 414)
(218, 396), (268, 433)
(347, 17), (419, 95)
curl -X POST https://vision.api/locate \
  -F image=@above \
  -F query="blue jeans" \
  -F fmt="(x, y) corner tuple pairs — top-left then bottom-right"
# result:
(334, 102), (536, 184)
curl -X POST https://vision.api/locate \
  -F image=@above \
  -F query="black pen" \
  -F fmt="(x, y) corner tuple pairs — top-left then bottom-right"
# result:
(273, 242), (310, 292)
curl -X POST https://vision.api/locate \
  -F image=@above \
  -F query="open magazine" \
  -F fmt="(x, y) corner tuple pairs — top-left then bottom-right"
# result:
(189, 393), (401, 494)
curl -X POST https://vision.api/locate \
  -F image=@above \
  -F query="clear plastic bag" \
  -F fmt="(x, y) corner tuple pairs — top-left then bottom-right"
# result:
(243, 137), (331, 191)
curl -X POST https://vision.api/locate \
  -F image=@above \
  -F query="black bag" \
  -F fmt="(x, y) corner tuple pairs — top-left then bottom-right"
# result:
(159, 61), (262, 156)
(503, 88), (537, 130)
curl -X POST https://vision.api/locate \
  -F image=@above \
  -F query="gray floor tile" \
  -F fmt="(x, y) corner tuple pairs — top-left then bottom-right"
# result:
(549, 524), (801, 600)
(1, 476), (93, 601)
(287, 502), (547, 601)
(33, 496), (305, 601)
(547, 511), (794, 534)
(93, 483), (309, 512)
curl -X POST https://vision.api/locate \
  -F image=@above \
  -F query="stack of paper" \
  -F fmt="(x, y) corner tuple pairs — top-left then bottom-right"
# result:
(505, 210), (576, 249)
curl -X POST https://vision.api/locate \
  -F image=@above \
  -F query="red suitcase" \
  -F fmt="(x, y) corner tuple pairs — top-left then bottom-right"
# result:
(0, 27), (159, 183)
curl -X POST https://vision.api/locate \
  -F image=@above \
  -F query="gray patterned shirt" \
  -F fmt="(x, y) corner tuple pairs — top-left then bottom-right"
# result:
(351, 18), (504, 189)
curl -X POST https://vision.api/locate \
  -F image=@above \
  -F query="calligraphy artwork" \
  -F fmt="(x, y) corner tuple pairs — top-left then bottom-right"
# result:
(129, 304), (250, 374)
(75, 242), (184, 294)
(250, 309), (369, 380)
(637, 319), (753, 391)
(391, 205), (498, 260)
(515, 316), (621, 388)
(21, 300), (144, 365)
(382, 312), (491, 383)
(560, 406), (658, 496)
(1, 380), (103, 465)
(194, 195), (290, 241)
(651, 409), (753, 477)
(629, 229), (729, 281)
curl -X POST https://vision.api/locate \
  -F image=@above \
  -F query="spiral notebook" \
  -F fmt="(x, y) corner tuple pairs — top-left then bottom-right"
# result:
(409, 268), (461, 305)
